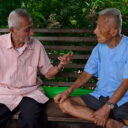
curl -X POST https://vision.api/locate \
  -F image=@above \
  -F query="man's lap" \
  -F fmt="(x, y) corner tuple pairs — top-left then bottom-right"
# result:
(80, 94), (128, 120)
(0, 97), (47, 119)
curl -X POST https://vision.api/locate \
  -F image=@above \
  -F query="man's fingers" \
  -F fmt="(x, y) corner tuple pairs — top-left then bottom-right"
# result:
(58, 54), (73, 61)
(90, 113), (94, 118)
(60, 98), (65, 104)
(54, 98), (59, 103)
(54, 95), (61, 103)
(54, 94), (67, 104)
(94, 118), (105, 127)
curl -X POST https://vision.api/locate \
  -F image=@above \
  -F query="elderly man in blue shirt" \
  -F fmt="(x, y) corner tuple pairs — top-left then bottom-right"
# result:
(54, 8), (128, 128)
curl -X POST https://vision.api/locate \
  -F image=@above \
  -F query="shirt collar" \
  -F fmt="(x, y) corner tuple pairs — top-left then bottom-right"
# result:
(6, 33), (13, 49)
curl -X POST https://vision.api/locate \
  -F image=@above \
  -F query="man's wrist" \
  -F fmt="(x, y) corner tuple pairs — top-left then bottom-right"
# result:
(56, 64), (64, 72)
(106, 101), (115, 110)
(67, 87), (73, 94)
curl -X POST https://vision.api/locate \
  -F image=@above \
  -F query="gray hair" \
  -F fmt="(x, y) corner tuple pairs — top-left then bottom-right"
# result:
(99, 8), (122, 34)
(8, 8), (32, 29)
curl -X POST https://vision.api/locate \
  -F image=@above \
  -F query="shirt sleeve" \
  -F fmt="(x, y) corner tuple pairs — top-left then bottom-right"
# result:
(84, 44), (100, 77)
(38, 44), (53, 75)
(123, 61), (128, 79)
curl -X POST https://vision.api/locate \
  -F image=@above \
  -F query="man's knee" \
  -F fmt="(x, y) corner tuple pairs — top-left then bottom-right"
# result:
(0, 104), (12, 126)
(19, 97), (47, 121)
(59, 98), (72, 113)
(59, 97), (85, 113)
(18, 103), (47, 128)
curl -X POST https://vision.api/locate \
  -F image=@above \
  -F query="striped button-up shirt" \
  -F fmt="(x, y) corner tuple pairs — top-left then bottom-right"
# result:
(0, 33), (53, 111)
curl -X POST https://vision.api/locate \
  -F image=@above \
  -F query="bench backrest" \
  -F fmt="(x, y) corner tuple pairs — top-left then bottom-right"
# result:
(33, 29), (97, 89)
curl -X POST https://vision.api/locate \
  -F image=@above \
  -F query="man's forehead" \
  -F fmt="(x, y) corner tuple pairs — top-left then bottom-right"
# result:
(23, 23), (33, 29)
(19, 20), (33, 30)
(19, 16), (32, 25)
(98, 15), (109, 21)
(98, 15), (115, 25)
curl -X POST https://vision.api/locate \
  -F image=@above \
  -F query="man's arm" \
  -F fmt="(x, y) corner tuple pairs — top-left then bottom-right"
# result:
(54, 44), (99, 103)
(44, 54), (73, 79)
(107, 79), (128, 104)
(93, 79), (128, 127)
(54, 71), (93, 104)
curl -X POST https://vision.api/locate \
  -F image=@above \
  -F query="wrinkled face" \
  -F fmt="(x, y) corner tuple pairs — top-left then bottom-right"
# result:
(94, 15), (116, 43)
(12, 16), (33, 44)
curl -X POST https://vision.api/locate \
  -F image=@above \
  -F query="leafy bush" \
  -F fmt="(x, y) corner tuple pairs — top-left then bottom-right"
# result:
(0, 0), (128, 29)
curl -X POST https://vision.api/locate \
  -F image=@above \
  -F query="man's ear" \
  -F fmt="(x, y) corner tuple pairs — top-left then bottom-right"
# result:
(9, 27), (16, 33)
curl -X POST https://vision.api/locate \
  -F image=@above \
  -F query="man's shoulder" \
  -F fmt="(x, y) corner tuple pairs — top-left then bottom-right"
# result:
(30, 37), (43, 47)
(120, 35), (128, 47)
(29, 37), (45, 51)
(0, 33), (10, 40)
(122, 35), (128, 42)
(0, 33), (11, 48)
(93, 43), (104, 51)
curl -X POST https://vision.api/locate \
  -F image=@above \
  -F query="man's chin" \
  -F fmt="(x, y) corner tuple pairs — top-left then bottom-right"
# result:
(97, 39), (105, 43)
(99, 42), (105, 44)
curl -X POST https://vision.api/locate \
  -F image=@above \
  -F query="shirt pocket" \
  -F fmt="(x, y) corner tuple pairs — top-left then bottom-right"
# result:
(114, 60), (126, 69)
(113, 60), (126, 79)
(28, 66), (37, 85)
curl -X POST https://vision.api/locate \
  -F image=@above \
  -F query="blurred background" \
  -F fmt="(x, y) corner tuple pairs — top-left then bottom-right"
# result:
(0, 0), (128, 30)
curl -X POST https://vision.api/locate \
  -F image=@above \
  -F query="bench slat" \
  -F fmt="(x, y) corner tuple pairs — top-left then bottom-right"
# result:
(37, 37), (96, 42)
(57, 72), (80, 77)
(64, 64), (85, 68)
(1, 28), (128, 34)
(44, 45), (94, 51)
(48, 54), (89, 59)
(43, 82), (95, 87)
(0, 28), (93, 33)
(34, 28), (94, 33)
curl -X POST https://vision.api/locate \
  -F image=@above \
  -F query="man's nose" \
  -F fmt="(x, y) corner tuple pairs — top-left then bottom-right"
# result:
(94, 27), (97, 34)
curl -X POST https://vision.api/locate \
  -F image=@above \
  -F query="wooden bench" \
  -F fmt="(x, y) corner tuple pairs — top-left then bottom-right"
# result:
(0, 28), (102, 128)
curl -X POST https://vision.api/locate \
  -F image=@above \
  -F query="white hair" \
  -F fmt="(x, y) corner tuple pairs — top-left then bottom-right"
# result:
(99, 8), (122, 34)
(8, 8), (32, 29)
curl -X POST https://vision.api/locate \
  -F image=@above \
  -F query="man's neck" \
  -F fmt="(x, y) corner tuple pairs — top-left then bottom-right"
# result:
(107, 34), (122, 48)
(13, 42), (25, 48)
(11, 35), (25, 48)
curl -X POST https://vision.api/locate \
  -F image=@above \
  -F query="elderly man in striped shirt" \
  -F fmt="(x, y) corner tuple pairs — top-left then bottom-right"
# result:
(0, 8), (72, 128)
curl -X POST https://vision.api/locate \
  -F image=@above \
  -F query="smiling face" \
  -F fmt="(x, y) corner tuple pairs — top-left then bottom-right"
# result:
(11, 16), (34, 46)
(94, 14), (118, 43)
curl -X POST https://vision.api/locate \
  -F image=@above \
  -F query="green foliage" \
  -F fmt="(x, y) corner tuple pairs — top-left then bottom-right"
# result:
(0, 0), (128, 29)
(0, 0), (22, 27)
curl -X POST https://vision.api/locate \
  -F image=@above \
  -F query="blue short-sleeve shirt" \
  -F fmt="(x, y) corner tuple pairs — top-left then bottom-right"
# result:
(84, 35), (128, 106)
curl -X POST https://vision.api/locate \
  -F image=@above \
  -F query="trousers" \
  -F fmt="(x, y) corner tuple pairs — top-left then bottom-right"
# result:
(0, 97), (48, 128)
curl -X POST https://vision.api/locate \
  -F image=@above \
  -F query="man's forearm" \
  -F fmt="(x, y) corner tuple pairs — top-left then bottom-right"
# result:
(45, 64), (64, 79)
(67, 71), (93, 93)
(108, 79), (128, 104)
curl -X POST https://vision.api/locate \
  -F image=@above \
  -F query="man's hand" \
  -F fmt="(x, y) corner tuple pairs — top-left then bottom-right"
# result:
(54, 89), (71, 104)
(44, 54), (73, 79)
(58, 54), (73, 67)
(92, 104), (111, 127)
